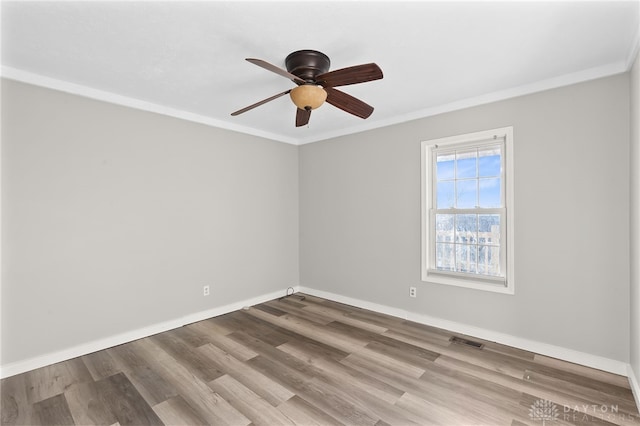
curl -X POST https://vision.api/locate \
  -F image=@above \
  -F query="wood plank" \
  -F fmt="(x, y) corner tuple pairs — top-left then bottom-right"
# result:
(395, 391), (476, 425)
(277, 395), (344, 426)
(32, 394), (75, 426)
(187, 317), (234, 337)
(208, 374), (296, 425)
(82, 350), (120, 381)
(153, 395), (208, 425)
(211, 311), (279, 337)
(95, 372), (163, 425)
(248, 354), (380, 426)
(131, 338), (251, 426)
(348, 347), (426, 380)
(165, 325), (212, 348)
(25, 357), (93, 404)
(271, 328), (351, 363)
(391, 320), (454, 345)
(340, 351), (442, 401)
(1, 373), (34, 425)
(198, 343), (295, 406)
(300, 303), (389, 334)
(477, 339), (536, 361)
(150, 330), (225, 382)
(365, 339), (440, 369)
(185, 317), (261, 360)
(326, 320), (441, 370)
(124, 365), (178, 407)
(324, 320), (384, 345)
(107, 342), (150, 373)
(227, 331), (326, 384)
(292, 293), (329, 304)
(64, 380), (118, 426)
(533, 354), (633, 389)
(195, 330), (259, 362)
(245, 306), (367, 354)
(273, 297), (308, 309)
(264, 299), (334, 325)
(253, 302), (288, 317)
(217, 310), (295, 347)
(278, 341), (404, 405)
(318, 300), (406, 327)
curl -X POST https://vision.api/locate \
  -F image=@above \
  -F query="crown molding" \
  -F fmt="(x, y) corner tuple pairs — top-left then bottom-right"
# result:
(296, 61), (628, 145)
(0, 67), (299, 145)
(2, 61), (629, 147)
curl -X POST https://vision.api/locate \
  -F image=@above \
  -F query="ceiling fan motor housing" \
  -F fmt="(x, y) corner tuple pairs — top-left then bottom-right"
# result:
(285, 50), (331, 82)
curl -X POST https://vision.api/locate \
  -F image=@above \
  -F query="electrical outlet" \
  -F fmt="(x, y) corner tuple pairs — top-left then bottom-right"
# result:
(409, 287), (417, 298)
(203, 285), (210, 296)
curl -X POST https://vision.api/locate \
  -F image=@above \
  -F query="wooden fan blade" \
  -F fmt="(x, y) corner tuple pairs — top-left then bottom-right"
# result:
(231, 89), (291, 116)
(296, 108), (311, 127)
(316, 63), (383, 88)
(246, 58), (306, 85)
(325, 87), (374, 119)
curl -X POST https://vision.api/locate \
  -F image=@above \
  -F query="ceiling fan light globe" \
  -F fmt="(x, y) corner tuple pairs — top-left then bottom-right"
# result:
(290, 85), (327, 110)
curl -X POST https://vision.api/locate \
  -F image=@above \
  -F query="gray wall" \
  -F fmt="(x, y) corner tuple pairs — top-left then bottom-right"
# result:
(300, 74), (630, 362)
(631, 51), (640, 380)
(2, 71), (633, 368)
(1, 80), (299, 365)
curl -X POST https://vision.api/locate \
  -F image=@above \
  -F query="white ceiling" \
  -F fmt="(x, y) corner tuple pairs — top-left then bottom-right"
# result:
(2, 1), (639, 145)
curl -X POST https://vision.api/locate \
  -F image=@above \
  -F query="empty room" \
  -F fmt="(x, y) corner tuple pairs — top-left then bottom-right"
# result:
(1, 1), (640, 425)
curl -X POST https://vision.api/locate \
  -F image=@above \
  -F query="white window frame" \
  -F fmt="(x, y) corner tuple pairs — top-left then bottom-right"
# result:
(421, 127), (515, 294)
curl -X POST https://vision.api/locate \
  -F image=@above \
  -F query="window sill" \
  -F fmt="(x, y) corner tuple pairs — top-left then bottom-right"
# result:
(422, 269), (514, 294)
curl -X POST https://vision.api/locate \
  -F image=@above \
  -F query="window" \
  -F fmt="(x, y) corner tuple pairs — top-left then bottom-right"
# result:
(421, 127), (514, 294)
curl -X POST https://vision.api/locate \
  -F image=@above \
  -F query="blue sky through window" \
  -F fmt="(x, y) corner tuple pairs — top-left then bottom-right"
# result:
(436, 146), (501, 209)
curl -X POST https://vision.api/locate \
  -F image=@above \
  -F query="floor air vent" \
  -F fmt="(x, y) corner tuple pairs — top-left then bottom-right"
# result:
(449, 336), (484, 349)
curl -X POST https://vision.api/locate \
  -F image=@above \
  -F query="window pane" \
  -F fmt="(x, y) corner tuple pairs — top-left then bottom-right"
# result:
(436, 243), (455, 271)
(478, 146), (501, 177)
(436, 153), (455, 180)
(455, 214), (477, 244)
(456, 150), (477, 178)
(478, 214), (500, 245)
(435, 214), (454, 242)
(456, 244), (477, 273)
(479, 178), (501, 207)
(478, 245), (500, 276)
(437, 181), (455, 208)
(456, 180), (477, 208)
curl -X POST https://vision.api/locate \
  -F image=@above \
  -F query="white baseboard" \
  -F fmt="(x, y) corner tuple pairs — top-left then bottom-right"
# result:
(0, 286), (298, 379)
(1, 285), (631, 383)
(628, 365), (640, 411)
(298, 286), (629, 376)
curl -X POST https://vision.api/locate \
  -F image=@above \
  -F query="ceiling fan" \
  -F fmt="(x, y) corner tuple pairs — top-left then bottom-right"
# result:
(231, 50), (383, 127)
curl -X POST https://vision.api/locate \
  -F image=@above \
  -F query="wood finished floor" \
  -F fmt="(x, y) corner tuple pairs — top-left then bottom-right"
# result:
(1, 293), (638, 426)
